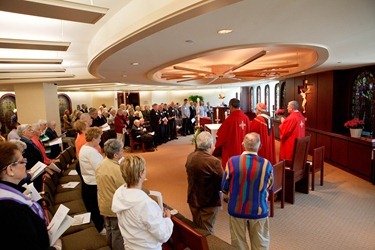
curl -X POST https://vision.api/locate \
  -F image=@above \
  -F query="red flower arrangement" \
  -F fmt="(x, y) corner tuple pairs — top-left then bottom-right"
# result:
(344, 118), (364, 129)
(275, 109), (285, 115)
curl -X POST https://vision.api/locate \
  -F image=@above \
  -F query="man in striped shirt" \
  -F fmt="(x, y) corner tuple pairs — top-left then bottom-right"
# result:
(222, 132), (273, 250)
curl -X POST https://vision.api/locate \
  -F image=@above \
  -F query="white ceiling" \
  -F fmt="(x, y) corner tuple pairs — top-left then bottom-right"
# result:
(0, 0), (374, 92)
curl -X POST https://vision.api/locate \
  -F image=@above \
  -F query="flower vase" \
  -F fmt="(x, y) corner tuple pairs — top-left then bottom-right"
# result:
(350, 128), (363, 138)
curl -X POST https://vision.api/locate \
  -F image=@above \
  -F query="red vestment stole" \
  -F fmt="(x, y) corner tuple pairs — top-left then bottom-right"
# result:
(215, 110), (251, 169)
(249, 115), (276, 164)
(279, 111), (306, 161)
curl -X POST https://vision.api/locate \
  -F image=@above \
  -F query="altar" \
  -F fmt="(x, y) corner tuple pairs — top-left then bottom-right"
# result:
(204, 123), (221, 144)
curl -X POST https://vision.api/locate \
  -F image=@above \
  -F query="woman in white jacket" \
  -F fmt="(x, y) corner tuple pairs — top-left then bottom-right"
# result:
(112, 155), (173, 250)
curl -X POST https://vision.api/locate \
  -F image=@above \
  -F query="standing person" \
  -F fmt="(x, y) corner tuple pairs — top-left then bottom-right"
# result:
(0, 142), (62, 250)
(112, 155), (173, 250)
(249, 103), (276, 164)
(215, 98), (251, 169)
(114, 108), (127, 144)
(62, 109), (72, 131)
(45, 120), (62, 159)
(150, 103), (161, 146)
(168, 102), (178, 140)
(189, 101), (196, 134)
(96, 139), (125, 250)
(181, 99), (190, 136)
(79, 127), (104, 233)
(279, 100), (306, 162)
(206, 102), (213, 122)
(222, 133), (273, 250)
(185, 131), (223, 234)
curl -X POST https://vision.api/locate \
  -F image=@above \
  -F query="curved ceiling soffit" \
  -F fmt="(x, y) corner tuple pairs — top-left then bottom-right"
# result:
(148, 43), (329, 85)
(87, 0), (240, 79)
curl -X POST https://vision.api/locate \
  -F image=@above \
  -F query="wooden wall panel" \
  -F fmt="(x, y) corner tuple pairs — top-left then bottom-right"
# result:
(348, 142), (372, 179)
(307, 131), (317, 153)
(331, 137), (348, 166)
(317, 71), (333, 131)
(316, 133), (332, 159)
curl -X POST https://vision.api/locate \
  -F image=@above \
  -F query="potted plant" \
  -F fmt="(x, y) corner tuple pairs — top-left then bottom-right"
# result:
(344, 118), (364, 138)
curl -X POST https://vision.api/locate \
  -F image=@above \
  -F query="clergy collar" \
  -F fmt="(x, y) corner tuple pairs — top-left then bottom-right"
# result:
(242, 151), (258, 155)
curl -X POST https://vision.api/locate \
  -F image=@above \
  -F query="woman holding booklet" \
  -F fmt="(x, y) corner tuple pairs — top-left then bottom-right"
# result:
(0, 142), (62, 250)
(112, 155), (173, 250)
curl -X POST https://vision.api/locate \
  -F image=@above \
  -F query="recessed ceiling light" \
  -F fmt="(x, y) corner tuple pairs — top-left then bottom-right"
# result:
(300, 72), (305, 74)
(131, 62), (139, 66)
(217, 29), (233, 34)
(122, 74), (127, 77)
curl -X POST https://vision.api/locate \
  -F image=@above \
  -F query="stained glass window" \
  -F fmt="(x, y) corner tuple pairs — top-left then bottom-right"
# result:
(275, 83), (280, 110)
(351, 71), (374, 132)
(265, 85), (270, 111)
(250, 87), (254, 111)
(257, 86), (261, 104)
(281, 82), (286, 109)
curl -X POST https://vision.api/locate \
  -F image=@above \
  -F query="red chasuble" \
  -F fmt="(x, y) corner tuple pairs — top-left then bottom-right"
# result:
(279, 111), (306, 161)
(215, 109), (251, 169)
(249, 115), (276, 164)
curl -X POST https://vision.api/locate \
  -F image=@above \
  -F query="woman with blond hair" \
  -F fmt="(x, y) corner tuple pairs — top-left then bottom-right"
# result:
(112, 155), (173, 250)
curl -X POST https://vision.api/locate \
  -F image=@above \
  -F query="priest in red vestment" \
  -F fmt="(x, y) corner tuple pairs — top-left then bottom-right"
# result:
(279, 100), (306, 161)
(215, 98), (251, 169)
(249, 103), (276, 164)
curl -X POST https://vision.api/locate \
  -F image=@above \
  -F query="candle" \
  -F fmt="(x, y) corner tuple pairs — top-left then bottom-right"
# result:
(216, 108), (219, 118)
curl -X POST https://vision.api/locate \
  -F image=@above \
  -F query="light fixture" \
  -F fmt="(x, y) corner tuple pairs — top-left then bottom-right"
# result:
(131, 62), (139, 66)
(0, 68), (65, 73)
(217, 29), (233, 34)
(0, 58), (63, 64)
(0, 38), (70, 51)
(0, 73), (74, 80)
(0, 0), (108, 24)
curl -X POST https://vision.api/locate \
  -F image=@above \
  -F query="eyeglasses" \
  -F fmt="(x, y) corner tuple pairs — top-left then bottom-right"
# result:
(1, 158), (27, 171)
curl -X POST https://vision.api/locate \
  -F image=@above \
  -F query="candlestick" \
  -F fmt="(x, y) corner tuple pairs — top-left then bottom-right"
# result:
(216, 108), (219, 119)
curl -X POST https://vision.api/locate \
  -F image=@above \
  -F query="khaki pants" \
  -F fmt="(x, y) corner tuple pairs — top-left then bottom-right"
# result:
(229, 216), (270, 250)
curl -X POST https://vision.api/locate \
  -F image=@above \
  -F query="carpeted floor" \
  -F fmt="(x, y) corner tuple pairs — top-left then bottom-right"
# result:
(129, 135), (375, 250)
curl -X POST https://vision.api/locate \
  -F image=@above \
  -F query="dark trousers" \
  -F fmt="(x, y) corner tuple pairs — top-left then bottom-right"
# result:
(182, 118), (189, 135)
(82, 183), (104, 232)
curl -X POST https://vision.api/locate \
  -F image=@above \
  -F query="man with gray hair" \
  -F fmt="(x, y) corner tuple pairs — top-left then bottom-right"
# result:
(222, 132), (273, 249)
(185, 131), (223, 234)
(96, 139), (125, 250)
(279, 100), (306, 162)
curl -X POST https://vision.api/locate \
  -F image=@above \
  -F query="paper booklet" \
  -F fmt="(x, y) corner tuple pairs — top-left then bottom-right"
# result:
(68, 170), (78, 175)
(22, 182), (42, 201)
(30, 161), (47, 181)
(48, 162), (61, 173)
(61, 182), (80, 189)
(72, 212), (91, 226)
(101, 123), (111, 131)
(149, 190), (163, 210)
(47, 204), (74, 246)
(49, 137), (62, 146)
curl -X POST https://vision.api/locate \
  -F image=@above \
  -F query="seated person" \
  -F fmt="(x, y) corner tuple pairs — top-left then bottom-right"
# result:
(131, 119), (154, 152)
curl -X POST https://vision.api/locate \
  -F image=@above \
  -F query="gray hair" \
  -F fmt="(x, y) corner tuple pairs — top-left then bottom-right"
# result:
(104, 139), (124, 159)
(288, 100), (299, 110)
(17, 124), (31, 137)
(31, 123), (40, 132)
(9, 139), (27, 152)
(37, 119), (47, 126)
(196, 131), (213, 151)
(243, 132), (261, 152)
(80, 113), (91, 122)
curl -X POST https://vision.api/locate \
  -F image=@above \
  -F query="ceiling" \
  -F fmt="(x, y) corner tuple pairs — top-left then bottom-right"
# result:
(0, 0), (374, 92)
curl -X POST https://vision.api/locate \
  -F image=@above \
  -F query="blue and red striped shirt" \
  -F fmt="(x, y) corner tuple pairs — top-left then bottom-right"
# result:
(222, 152), (273, 219)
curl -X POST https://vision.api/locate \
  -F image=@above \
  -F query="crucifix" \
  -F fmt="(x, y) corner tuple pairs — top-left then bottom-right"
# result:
(298, 79), (312, 114)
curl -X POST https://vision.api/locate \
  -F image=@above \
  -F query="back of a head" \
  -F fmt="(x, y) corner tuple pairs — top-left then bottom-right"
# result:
(289, 100), (299, 110)
(85, 126), (102, 142)
(243, 132), (261, 152)
(256, 103), (267, 113)
(196, 131), (213, 151)
(119, 155), (146, 187)
(74, 120), (87, 134)
(104, 139), (123, 159)
(229, 98), (240, 109)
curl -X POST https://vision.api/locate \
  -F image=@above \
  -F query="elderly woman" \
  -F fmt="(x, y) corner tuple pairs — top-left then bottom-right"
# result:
(0, 142), (62, 250)
(45, 120), (62, 159)
(31, 123), (53, 165)
(79, 126), (104, 233)
(18, 124), (44, 171)
(112, 155), (173, 250)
